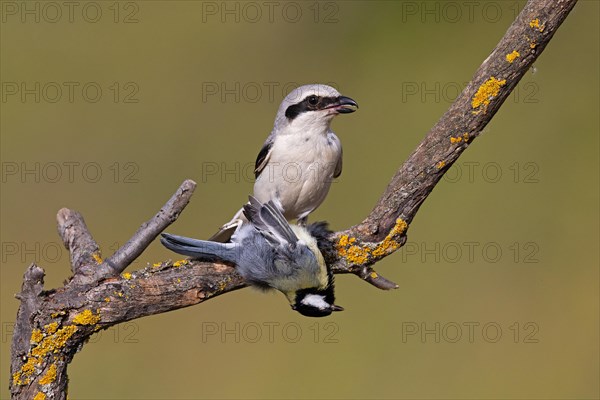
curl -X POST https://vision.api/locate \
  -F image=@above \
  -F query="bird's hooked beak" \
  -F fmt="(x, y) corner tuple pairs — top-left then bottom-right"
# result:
(326, 96), (358, 114)
(331, 304), (344, 312)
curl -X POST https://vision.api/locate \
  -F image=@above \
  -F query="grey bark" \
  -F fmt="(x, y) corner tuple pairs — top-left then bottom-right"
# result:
(10, 1), (578, 398)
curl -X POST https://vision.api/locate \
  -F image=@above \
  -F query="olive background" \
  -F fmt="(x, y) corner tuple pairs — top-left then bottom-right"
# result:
(1, 1), (598, 399)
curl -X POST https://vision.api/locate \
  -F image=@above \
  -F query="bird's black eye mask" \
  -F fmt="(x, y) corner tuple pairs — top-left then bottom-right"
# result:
(285, 95), (341, 120)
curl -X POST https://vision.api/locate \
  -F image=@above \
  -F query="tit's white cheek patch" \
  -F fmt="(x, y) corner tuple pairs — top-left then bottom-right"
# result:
(301, 294), (329, 310)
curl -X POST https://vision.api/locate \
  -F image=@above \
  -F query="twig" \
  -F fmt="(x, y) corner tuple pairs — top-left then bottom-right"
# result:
(10, 1), (578, 398)
(56, 209), (99, 277)
(328, 0), (578, 286)
(100, 179), (197, 279)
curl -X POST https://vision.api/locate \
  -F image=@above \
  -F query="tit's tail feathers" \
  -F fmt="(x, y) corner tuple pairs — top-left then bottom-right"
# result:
(207, 207), (247, 243)
(161, 233), (237, 263)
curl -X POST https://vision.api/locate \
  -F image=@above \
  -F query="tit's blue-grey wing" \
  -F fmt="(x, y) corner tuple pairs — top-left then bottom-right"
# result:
(242, 196), (298, 247)
(261, 200), (297, 244)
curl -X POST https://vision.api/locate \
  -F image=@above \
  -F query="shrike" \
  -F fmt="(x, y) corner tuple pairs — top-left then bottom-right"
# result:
(211, 84), (358, 241)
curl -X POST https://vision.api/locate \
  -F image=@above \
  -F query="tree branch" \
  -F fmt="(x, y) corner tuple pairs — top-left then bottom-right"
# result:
(10, 1), (577, 399)
(100, 179), (197, 279)
(56, 209), (99, 277)
(329, 0), (578, 285)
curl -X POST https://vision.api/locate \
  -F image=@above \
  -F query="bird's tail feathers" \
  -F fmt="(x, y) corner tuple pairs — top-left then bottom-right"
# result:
(161, 233), (237, 263)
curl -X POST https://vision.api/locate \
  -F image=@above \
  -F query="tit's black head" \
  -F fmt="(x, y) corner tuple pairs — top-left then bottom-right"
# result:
(285, 94), (358, 120)
(291, 285), (344, 318)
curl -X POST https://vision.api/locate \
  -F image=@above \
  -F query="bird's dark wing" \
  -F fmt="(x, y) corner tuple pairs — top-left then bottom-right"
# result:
(243, 196), (298, 247)
(260, 201), (298, 245)
(331, 134), (343, 178)
(334, 151), (343, 178)
(242, 196), (262, 226)
(254, 137), (273, 179)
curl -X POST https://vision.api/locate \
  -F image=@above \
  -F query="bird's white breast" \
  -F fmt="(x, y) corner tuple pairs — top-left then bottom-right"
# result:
(254, 128), (341, 220)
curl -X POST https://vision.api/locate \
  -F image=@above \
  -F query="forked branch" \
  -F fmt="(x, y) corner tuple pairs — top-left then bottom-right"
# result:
(10, 1), (577, 399)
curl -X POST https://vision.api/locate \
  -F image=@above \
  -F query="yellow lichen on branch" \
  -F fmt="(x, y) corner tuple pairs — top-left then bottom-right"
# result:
(13, 357), (36, 386)
(472, 77), (506, 112)
(13, 325), (77, 386)
(44, 322), (58, 334)
(450, 133), (470, 144)
(39, 364), (57, 385)
(30, 329), (43, 344)
(372, 218), (408, 257)
(337, 218), (408, 266)
(529, 18), (545, 31)
(337, 236), (370, 265)
(173, 259), (189, 268)
(506, 50), (520, 63)
(92, 252), (103, 264)
(73, 309), (101, 325)
(33, 392), (46, 400)
(31, 326), (77, 358)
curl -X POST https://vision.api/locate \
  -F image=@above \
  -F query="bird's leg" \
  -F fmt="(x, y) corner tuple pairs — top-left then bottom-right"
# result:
(297, 216), (308, 226)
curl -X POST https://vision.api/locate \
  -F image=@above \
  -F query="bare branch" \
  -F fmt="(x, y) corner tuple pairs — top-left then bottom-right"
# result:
(100, 179), (197, 279)
(56, 209), (100, 276)
(327, 0), (578, 280)
(360, 267), (400, 290)
(10, 1), (578, 399)
(64, 261), (245, 324)
(11, 264), (44, 360)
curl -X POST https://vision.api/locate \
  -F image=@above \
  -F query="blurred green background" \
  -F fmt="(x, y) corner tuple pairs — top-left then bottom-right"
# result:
(1, 1), (598, 398)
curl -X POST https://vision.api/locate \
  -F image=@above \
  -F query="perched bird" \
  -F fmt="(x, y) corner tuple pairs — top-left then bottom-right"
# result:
(161, 196), (343, 317)
(210, 84), (358, 242)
